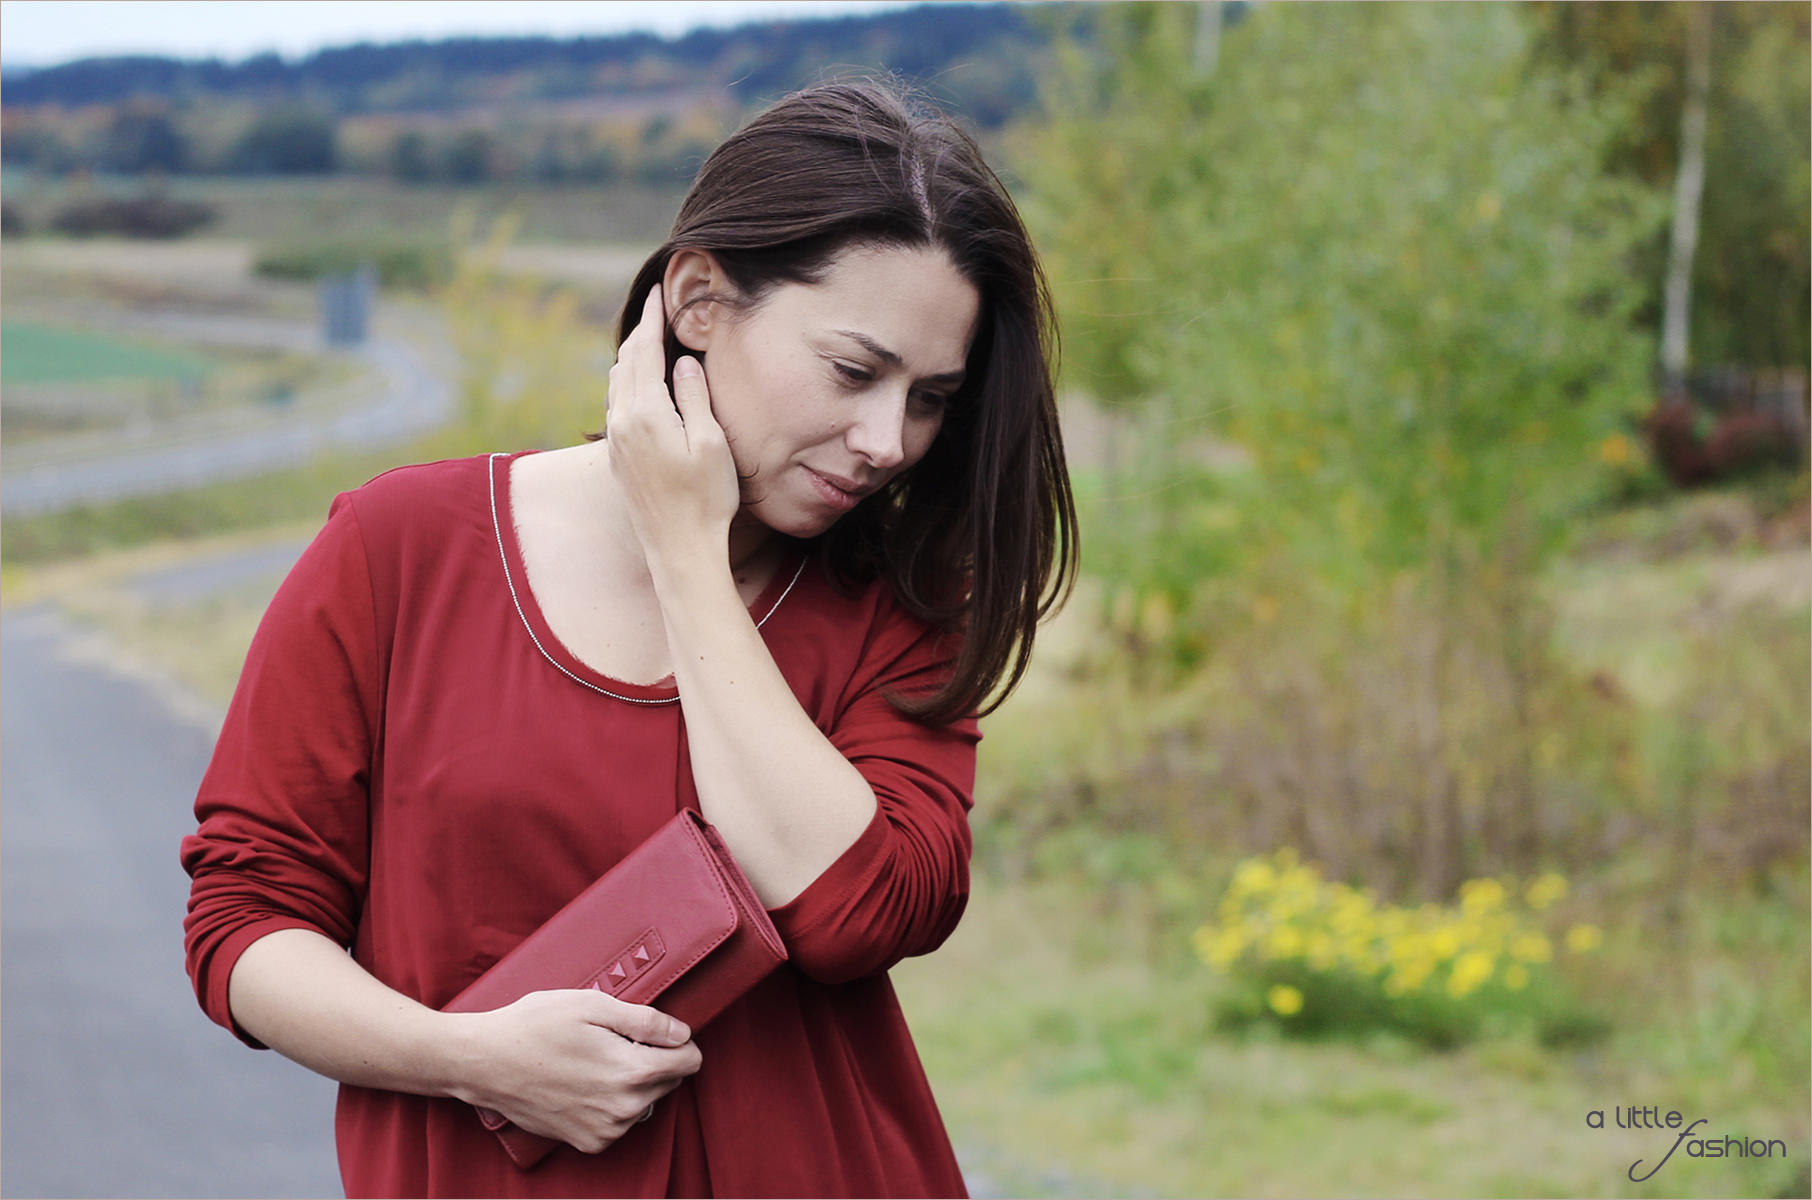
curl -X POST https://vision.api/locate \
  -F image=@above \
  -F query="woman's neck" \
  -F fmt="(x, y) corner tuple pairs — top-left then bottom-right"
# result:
(573, 441), (777, 580)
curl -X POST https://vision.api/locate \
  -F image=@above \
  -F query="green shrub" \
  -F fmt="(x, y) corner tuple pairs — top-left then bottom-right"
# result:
(253, 242), (450, 290)
(49, 196), (216, 239)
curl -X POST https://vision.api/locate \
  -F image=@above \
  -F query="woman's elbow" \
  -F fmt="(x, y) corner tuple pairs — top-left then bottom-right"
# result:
(779, 885), (970, 984)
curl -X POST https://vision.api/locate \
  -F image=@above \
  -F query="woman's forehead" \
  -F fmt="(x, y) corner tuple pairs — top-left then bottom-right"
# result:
(783, 247), (978, 366)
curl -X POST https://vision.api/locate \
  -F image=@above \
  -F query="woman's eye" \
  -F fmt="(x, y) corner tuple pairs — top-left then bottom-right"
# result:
(833, 362), (873, 385)
(910, 391), (950, 416)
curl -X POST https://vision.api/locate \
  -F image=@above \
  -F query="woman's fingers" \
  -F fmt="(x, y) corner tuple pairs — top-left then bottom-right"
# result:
(670, 356), (714, 441)
(467, 990), (701, 1152)
(611, 286), (685, 427)
(581, 989), (692, 1048)
(608, 286), (666, 423)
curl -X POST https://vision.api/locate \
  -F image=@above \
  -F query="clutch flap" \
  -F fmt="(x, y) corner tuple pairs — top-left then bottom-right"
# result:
(444, 810), (740, 1015)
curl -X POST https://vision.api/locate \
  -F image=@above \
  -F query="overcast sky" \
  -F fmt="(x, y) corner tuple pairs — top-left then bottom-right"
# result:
(0, 1), (928, 68)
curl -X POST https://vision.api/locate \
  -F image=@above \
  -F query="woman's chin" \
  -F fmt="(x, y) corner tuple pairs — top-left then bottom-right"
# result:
(737, 503), (842, 543)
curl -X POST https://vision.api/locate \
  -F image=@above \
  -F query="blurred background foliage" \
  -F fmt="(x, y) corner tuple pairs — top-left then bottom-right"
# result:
(1531, 0), (1811, 370)
(1016, 0), (1669, 898)
(4, 3), (1807, 1195)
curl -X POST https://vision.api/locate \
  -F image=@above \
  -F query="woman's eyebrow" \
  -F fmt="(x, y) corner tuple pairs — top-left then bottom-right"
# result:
(830, 329), (965, 382)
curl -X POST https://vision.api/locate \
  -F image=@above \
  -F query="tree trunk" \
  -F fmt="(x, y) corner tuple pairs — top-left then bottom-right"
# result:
(1660, 3), (1713, 385)
(1194, 1), (1223, 78)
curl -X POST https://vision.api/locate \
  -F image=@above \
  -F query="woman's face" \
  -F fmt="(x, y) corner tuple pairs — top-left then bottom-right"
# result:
(669, 243), (980, 540)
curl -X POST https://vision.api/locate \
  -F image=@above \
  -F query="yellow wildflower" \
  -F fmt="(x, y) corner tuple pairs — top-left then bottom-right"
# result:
(1267, 984), (1304, 1016)
(1386, 959), (1433, 995)
(1193, 925), (1245, 971)
(1565, 924), (1603, 953)
(1459, 877), (1506, 916)
(1429, 928), (1461, 960)
(1231, 859), (1276, 897)
(1447, 950), (1495, 998)
(1525, 873), (1568, 910)
(1266, 925), (1305, 959)
(1510, 933), (1552, 964)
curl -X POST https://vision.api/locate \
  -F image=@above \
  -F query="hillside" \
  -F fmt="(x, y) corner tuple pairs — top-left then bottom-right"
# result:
(1, 3), (1047, 126)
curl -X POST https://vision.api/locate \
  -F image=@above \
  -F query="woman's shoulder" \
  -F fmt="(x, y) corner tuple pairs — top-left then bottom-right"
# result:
(332, 453), (504, 545)
(340, 452), (493, 509)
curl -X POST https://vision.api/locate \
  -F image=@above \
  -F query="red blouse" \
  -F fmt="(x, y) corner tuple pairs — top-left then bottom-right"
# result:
(181, 452), (977, 1198)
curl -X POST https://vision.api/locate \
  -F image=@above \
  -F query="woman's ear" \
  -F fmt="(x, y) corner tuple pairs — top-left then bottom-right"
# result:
(663, 249), (724, 353)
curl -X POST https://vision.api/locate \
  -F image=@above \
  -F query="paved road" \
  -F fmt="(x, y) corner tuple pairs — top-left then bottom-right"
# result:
(2, 604), (342, 1199)
(1, 314), (452, 517)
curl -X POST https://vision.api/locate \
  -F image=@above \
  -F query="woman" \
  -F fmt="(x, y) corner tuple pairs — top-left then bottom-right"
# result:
(182, 81), (1075, 1198)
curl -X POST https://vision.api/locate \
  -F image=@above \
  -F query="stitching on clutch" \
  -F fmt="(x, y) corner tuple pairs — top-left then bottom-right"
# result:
(584, 926), (666, 993)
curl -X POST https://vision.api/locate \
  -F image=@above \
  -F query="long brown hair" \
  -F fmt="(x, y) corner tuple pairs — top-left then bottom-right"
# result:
(616, 80), (1077, 724)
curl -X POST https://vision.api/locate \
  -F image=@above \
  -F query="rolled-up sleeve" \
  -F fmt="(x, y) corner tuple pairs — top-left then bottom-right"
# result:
(767, 612), (979, 984)
(180, 495), (381, 1047)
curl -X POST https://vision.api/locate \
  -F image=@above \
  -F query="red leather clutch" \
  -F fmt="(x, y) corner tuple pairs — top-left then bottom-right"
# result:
(442, 808), (788, 1170)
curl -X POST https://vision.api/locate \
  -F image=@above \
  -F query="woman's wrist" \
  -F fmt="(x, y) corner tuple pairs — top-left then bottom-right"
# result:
(643, 540), (742, 620)
(432, 1010), (504, 1107)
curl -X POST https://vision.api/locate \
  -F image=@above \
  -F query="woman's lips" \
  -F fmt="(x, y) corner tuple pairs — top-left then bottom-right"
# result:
(803, 467), (866, 512)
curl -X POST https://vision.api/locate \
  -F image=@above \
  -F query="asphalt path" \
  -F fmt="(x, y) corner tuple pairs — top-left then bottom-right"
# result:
(1, 313), (452, 517)
(2, 603), (342, 1199)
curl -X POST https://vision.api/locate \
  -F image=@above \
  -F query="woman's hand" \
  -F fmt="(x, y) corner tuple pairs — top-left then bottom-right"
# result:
(446, 989), (701, 1154)
(606, 285), (741, 570)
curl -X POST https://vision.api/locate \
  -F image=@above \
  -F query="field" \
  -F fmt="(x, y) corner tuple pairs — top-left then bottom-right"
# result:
(2, 320), (214, 384)
(1, 172), (687, 247)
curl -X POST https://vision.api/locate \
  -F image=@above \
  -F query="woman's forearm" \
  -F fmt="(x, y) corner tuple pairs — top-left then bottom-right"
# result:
(229, 928), (478, 1097)
(606, 295), (879, 905)
(650, 552), (877, 908)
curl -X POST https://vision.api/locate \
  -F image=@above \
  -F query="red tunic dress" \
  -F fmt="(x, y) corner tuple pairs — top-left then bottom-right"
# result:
(181, 452), (977, 1198)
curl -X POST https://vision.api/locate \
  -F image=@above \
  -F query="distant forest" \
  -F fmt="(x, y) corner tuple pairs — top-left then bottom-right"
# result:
(1, 2), (1051, 183)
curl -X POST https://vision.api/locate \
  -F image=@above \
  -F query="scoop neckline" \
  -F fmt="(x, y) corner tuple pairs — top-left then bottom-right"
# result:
(488, 449), (806, 704)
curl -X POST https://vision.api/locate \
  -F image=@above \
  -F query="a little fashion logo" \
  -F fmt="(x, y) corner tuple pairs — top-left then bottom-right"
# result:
(1588, 1107), (1790, 1182)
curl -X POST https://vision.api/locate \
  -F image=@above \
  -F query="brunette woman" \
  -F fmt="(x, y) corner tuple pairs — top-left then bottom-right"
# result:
(182, 80), (1075, 1198)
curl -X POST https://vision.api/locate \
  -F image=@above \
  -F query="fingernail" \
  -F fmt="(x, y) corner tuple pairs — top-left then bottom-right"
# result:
(667, 1019), (690, 1044)
(673, 357), (701, 380)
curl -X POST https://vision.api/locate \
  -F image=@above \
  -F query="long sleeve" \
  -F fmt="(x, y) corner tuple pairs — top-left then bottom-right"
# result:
(181, 495), (383, 1046)
(766, 601), (979, 984)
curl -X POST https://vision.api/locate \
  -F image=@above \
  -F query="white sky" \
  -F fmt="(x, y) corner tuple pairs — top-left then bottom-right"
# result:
(0, 1), (928, 68)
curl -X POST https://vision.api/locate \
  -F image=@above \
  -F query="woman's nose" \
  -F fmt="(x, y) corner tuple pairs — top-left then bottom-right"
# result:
(844, 393), (908, 470)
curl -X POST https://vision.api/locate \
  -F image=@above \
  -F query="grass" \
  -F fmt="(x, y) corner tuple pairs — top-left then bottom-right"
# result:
(894, 866), (1808, 1199)
(891, 479), (1810, 1198)
(1, 325), (359, 442)
(1, 320), (215, 383)
(0, 447), (408, 564)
